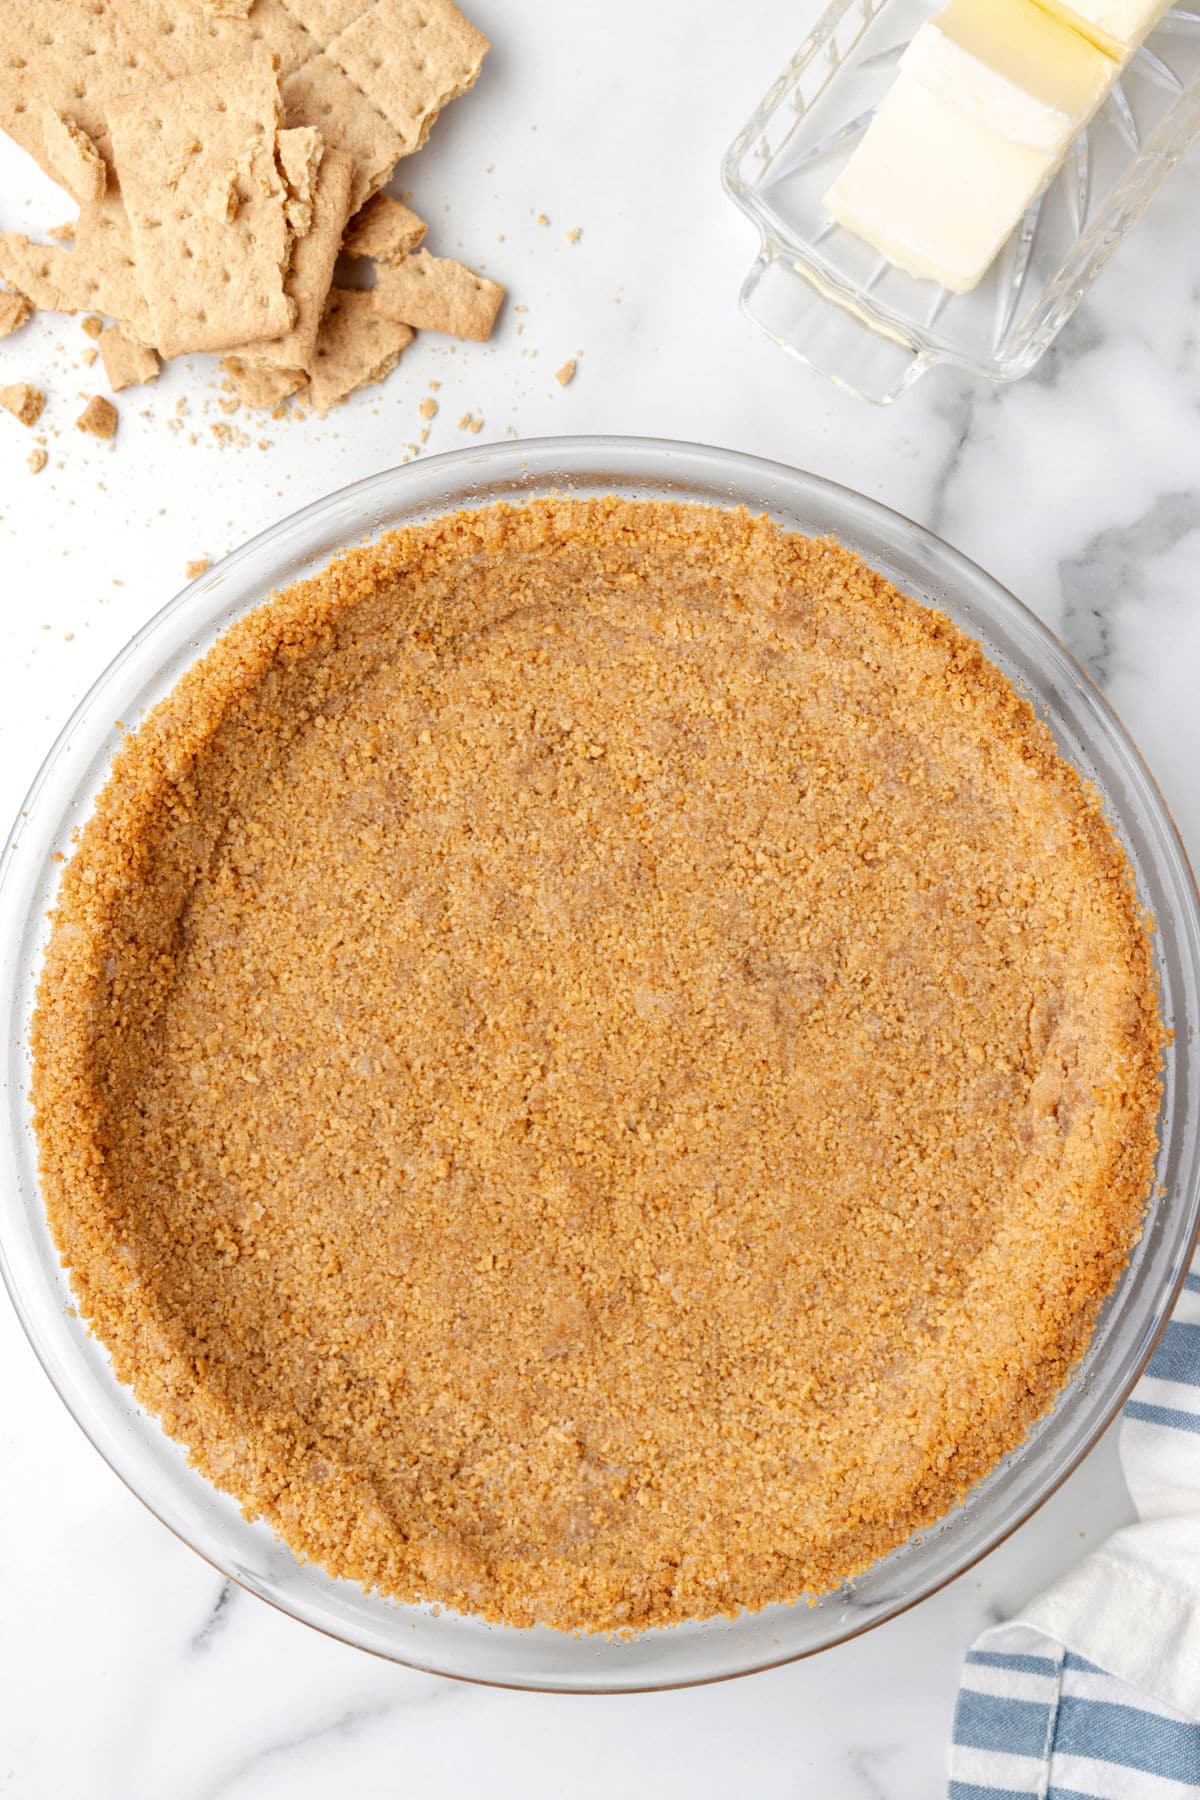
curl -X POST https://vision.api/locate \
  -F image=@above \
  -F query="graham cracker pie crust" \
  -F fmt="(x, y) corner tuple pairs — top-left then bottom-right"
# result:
(31, 498), (1163, 1634)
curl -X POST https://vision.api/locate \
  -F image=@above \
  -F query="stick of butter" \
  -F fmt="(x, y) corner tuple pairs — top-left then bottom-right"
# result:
(901, 0), (1117, 155)
(823, 0), (1124, 291)
(1031, 0), (1170, 57)
(824, 75), (1050, 292)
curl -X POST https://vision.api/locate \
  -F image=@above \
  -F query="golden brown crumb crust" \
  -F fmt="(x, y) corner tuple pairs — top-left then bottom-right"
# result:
(31, 498), (1163, 1632)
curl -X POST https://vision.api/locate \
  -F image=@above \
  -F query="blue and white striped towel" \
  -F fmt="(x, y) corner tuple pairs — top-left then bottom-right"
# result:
(949, 1264), (1200, 1799)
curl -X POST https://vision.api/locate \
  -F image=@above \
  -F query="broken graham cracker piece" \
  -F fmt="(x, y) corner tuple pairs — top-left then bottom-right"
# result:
(373, 250), (503, 341)
(305, 0), (488, 155)
(0, 193), (154, 342)
(41, 106), (107, 205)
(106, 46), (292, 357)
(342, 193), (426, 262)
(279, 57), (403, 211)
(76, 394), (118, 438)
(0, 383), (46, 427)
(223, 145), (353, 379)
(99, 324), (160, 391)
(220, 358), (307, 407)
(307, 287), (413, 412)
(278, 127), (324, 236)
(0, 291), (32, 339)
(221, 359), (306, 407)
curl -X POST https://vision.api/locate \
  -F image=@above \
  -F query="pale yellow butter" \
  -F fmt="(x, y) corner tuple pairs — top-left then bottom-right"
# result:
(902, 0), (1117, 155)
(824, 75), (1048, 292)
(1031, 0), (1170, 57)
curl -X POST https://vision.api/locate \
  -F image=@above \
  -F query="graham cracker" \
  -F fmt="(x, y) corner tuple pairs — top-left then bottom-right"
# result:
(110, 0), (313, 82)
(41, 106), (107, 205)
(233, 144), (353, 372)
(307, 285), (413, 411)
(278, 126), (324, 235)
(323, 0), (488, 155)
(277, 0), (365, 37)
(0, 0), (158, 178)
(99, 323), (161, 390)
(0, 383), (46, 427)
(106, 46), (293, 357)
(342, 193), (425, 261)
(0, 193), (154, 341)
(280, 57), (403, 209)
(110, 0), (443, 205)
(220, 357), (307, 406)
(0, 291), (32, 338)
(372, 250), (502, 341)
(76, 393), (118, 437)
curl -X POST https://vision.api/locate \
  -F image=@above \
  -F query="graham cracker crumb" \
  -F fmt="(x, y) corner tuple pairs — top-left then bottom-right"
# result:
(76, 394), (117, 439)
(185, 557), (211, 579)
(27, 444), (47, 474)
(555, 358), (576, 387)
(1, 383), (46, 427)
(564, 227), (581, 244)
(418, 396), (437, 420)
(0, 291), (33, 338)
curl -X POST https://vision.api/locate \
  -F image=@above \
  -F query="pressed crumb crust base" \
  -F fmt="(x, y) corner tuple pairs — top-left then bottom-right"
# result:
(32, 498), (1163, 1633)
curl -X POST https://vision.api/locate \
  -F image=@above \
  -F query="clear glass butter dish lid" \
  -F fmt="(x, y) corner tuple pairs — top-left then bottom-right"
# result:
(723, 0), (1200, 400)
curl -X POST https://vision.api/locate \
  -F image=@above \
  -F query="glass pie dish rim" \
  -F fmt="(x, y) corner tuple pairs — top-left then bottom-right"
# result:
(1, 432), (1197, 1693)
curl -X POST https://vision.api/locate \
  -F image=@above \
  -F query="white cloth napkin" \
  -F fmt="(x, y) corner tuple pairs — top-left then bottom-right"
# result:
(948, 1260), (1200, 1798)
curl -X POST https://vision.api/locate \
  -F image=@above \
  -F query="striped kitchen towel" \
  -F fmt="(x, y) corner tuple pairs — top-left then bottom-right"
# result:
(948, 1265), (1200, 1799)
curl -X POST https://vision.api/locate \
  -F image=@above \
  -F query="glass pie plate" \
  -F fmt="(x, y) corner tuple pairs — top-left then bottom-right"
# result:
(723, 0), (1200, 400)
(1, 437), (1198, 1693)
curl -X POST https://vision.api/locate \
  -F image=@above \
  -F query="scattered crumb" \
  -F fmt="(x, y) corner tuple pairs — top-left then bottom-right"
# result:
(1, 383), (46, 427)
(419, 397), (438, 420)
(536, 213), (549, 226)
(76, 395), (117, 439)
(81, 347), (98, 366)
(458, 411), (472, 429)
(27, 445), (47, 474)
(428, 380), (441, 390)
(564, 227), (581, 244)
(469, 415), (483, 433)
(81, 316), (104, 340)
(186, 558), (211, 579)
(555, 358), (576, 387)
(419, 426), (429, 442)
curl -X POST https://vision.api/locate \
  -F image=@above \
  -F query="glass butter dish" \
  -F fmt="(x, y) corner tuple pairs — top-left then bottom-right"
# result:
(723, 0), (1200, 400)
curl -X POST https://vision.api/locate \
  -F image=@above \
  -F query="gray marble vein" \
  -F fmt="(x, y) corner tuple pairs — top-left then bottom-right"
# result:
(1059, 490), (1200, 686)
(189, 1580), (238, 1656)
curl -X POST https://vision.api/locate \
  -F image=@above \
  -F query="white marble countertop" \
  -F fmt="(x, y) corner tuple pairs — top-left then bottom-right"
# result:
(2, 3), (1198, 1794)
